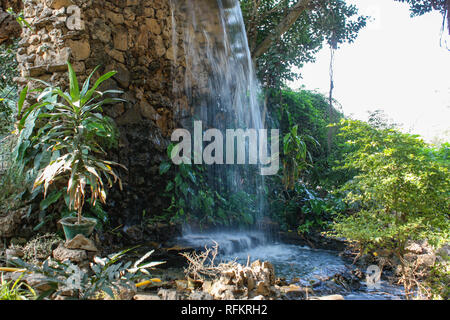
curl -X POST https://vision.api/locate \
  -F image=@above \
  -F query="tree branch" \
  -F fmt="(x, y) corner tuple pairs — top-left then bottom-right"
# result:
(252, 0), (312, 59)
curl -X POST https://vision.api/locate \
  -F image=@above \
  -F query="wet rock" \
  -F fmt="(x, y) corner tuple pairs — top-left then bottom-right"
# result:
(123, 225), (143, 242)
(65, 234), (98, 252)
(145, 18), (161, 35)
(106, 10), (125, 25)
(108, 49), (125, 63)
(113, 67), (131, 88)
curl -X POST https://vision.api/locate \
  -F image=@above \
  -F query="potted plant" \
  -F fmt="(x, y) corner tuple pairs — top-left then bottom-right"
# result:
(17, 62), (126, 240)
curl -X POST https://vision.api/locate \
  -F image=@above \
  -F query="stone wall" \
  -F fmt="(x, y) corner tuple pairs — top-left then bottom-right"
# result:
(15, 0), (183, 225)
(15, 0), (226, 227)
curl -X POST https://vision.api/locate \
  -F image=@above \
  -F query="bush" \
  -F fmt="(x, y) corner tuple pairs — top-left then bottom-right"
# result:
(331, 118), (449, 256)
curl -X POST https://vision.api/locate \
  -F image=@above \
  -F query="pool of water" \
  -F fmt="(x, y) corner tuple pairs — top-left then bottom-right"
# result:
(178, 231), (404, 300)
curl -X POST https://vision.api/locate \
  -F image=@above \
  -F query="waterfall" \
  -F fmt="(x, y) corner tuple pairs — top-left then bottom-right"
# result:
(170, 0), (268, 243)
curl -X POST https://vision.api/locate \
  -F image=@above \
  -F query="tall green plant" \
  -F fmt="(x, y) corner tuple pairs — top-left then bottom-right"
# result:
(16, 62), (126, 225)
(331, 118), (450, 255)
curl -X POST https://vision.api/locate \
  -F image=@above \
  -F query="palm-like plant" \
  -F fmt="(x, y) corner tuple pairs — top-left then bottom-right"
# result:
(282, 125), (318, 190)
(17, 62), (126, 225)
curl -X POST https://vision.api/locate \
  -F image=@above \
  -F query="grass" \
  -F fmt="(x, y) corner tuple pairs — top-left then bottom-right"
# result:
(0, 272), (37, 300)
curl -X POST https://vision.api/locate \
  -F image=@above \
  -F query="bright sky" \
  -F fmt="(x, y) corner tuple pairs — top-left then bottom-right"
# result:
(290, 0), (450, 143)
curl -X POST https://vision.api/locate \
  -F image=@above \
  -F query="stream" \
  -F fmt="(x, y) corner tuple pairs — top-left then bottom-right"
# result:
(178, 231), (405, 300)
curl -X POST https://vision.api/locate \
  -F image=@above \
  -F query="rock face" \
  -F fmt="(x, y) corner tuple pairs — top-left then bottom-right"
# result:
(13, 0), (230, 226)
(0, 7), (22, 44)
(13, 0), (186, 225)
(0, 207), (29, 238)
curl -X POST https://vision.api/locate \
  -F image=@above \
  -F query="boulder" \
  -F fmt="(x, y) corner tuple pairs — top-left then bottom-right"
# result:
(65, 234), (98, 252)
(205, 260), (279, 300)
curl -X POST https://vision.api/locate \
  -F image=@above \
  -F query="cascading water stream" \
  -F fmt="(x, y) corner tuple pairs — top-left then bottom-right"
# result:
(170, 0), (267, 235)
(167, 1), (404, 299)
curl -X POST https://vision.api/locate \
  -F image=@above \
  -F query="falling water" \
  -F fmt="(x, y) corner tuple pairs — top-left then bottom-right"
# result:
(167, 2), (405, 299)
(170, 0), (266, 234)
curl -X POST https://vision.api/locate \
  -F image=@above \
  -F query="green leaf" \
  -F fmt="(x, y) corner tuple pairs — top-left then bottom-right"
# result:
(159, 162), (171, 175)
(165, 181), (174, 192)
(17, 85), (28, 116)
(67, 61), (80, 102)
(174, 174), (182, 187)
(40, 190), (63, 211)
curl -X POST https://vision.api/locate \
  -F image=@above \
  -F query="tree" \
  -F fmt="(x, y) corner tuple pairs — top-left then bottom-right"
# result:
(241, 0), (367, 88)
(395, 0), (450, 34)
(332, 117), (449, 258)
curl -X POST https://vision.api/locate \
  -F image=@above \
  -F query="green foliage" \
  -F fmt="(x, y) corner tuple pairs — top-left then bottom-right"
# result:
(0, 273), (37, 300)
(330, 117), (450, 255)
(10, 248), (164, 300)
(0, 40), (19, 134)
(241, 0), (367, 87)
(282, 124), (317, 190)
(424, 258), (450, 300)
(395, 0), (449, 18)
(267, 88), (345, 188)
(0, 155), (28, 213)
(261, 88), (347, 232)
(268, 178), (344, 232)
(15, 62), (125, 225)
(159, 144), (258, 229)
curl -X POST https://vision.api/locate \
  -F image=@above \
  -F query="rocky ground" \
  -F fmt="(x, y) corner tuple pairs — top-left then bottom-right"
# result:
(1, 219), (448, 300)
(0, 232), (380, 300)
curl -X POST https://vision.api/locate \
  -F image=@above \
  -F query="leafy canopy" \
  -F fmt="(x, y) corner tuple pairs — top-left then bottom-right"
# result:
(241, 0), (367, 87)
(331, 117), (450, 253)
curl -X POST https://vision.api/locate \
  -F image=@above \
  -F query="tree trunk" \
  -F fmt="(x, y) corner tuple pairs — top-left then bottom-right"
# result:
(252, 0), (311, 59)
